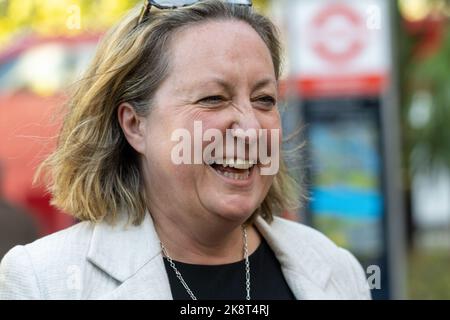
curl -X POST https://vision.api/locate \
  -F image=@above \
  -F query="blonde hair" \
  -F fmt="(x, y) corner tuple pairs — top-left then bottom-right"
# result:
(34, 0), (301, 226)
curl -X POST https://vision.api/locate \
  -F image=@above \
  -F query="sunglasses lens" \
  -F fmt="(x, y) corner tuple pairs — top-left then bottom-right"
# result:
(152, 0), (197, 7)
(152, 0), (252, 9)
(225, 0), (252, 4)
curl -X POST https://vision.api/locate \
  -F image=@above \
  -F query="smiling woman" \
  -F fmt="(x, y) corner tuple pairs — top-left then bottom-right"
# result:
(0, 0), (371, 300)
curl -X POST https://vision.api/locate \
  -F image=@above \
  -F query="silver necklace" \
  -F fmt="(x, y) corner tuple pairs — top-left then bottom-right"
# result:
(160, 225), (251, 300)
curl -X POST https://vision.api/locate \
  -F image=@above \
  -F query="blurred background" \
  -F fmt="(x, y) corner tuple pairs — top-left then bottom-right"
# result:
(0, 0), (448, 299)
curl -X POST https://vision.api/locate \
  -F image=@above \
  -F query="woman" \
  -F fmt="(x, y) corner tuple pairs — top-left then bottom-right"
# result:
(0, 0), (371, 300)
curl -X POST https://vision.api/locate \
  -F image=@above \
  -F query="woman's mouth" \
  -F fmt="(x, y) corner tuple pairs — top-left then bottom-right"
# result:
(207, 159), (256, 181)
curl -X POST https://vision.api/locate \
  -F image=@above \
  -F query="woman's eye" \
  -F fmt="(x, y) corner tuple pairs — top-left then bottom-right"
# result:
(198, 95), (226, 105)
(254, 96), (277, 109)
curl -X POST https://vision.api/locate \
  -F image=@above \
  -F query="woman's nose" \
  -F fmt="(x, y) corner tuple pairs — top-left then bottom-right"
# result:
(230, 109), (262, 145)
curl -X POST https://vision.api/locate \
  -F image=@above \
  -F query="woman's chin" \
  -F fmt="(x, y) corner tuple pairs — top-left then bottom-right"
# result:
(211, 203), (258, 222)
(200, 191), (264, 222)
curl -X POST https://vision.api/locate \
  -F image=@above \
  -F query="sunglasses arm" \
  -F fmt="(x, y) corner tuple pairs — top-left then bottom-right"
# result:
(137, 1), (152, 26)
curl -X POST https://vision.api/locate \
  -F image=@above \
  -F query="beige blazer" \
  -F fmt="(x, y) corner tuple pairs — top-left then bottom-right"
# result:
(0, 210), (371, 300)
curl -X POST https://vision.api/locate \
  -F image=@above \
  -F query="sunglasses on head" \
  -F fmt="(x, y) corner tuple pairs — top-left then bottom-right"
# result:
(137, 0), (253, 25)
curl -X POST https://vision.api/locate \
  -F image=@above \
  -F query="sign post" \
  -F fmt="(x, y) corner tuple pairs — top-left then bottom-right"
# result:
(280, 0), (406, 299)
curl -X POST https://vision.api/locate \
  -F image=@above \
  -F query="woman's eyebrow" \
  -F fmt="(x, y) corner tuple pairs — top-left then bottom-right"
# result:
(252, 77), (277, 92)
(195, 76), (277, 92)
(197, 77), (233, 91)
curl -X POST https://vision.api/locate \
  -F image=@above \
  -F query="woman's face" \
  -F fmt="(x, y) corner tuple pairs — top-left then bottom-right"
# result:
(143, 20), (281, 223)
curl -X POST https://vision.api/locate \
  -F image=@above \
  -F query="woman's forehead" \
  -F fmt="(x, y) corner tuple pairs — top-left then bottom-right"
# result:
(169, 20), (273, 68)
(166, 20), (276, 86)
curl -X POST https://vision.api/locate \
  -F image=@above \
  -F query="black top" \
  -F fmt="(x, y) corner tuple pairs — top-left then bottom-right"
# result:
(163, 237), (296, 300)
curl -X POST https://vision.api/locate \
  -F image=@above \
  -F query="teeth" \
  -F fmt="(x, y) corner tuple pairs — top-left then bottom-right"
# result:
(207, 158), (256, 170)
(224, 159), (254, 169)
(219, 170), (250, 180)
(230, 159), (253, 169)
(232, 163), (252, 170)
(224, 158), (235, 166)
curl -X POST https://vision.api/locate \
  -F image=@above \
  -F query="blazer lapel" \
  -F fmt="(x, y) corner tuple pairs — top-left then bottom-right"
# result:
(254, 216), (334, 299)
(87, 210), (333, 300)
(99, 257), (173, 300)
(87, 209), (173, 299)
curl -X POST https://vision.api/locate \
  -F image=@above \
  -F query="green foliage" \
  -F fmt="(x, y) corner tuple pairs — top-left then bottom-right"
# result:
(398, 13), (450, 175)
(0, 0), (269, 48)
(0, 0), (143, 47)
(408, 248), (450, 299)
(409, 27), (450, 172)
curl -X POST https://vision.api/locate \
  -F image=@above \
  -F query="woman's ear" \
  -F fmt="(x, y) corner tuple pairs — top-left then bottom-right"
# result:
(117, 102), (147, 154)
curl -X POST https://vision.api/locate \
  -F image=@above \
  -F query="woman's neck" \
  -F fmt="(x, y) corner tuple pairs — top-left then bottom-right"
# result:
(150, 209), (261, 265)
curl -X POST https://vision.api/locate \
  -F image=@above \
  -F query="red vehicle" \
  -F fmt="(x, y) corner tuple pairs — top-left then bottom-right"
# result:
(0, 34), (100, 236)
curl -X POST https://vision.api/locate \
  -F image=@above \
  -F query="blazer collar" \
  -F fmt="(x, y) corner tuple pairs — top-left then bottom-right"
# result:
(87, 210), (332, 299)
(87, 209), (173, 299)
(254, 216), (333, 299)
(87, 209), (161, 283)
